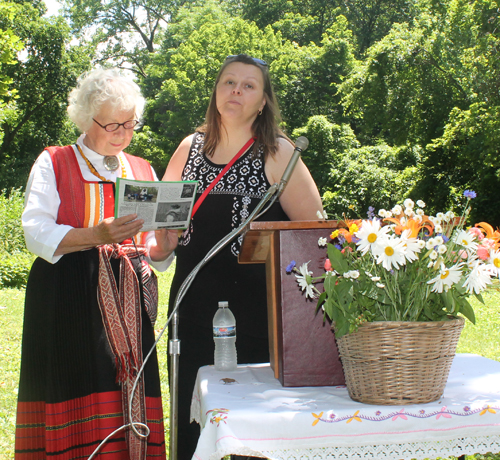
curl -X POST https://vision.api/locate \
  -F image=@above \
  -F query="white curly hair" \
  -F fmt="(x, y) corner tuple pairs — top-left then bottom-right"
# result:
(67, 68), (145, 132)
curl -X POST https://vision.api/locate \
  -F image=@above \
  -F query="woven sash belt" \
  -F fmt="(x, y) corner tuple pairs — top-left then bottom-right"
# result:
(97, 244), (159, 460)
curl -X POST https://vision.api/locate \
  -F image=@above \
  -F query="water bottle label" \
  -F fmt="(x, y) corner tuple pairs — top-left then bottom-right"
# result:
(213, 326), (236, 338)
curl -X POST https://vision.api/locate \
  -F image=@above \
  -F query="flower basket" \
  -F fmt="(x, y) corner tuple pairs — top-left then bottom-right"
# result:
(333, 317), (465, 405)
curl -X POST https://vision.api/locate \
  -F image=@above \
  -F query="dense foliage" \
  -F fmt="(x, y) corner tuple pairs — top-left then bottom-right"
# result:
(0, 188), (34, 288)
(0, 0), (499, 225)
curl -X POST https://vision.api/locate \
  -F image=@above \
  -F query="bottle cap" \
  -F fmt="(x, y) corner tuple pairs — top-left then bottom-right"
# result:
(218, 301), (228, 308)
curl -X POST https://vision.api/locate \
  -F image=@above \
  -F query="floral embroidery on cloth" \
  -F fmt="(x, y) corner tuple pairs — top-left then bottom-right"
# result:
(311, 404), (500, 426)
(207, 408), (230, 427)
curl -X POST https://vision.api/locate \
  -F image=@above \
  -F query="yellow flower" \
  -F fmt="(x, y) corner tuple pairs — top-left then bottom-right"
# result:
(312, 411), (324, 426)
(347, 410), (362, 423)
(480, 405), (496, 415)
(349, 224), (359, 234)
(330, 230), (339, 239)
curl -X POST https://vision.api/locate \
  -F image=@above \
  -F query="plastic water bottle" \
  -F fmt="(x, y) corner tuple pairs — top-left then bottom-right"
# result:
(213, 301), (237, 371)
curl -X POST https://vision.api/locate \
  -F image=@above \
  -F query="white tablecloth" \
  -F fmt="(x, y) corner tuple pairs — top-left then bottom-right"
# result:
(190, 354), (500, 460)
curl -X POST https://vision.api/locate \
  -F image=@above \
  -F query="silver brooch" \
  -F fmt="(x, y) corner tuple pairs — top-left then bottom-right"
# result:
(103, 155), (120, 171)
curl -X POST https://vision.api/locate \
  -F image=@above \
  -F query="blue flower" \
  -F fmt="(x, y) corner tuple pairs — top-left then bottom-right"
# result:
(335, 244), (342, 250)
(464, 190), (477, 199)
(286, 260), (296, 273)
(438, 233), (449, 243)
(367, 206), (376, 219)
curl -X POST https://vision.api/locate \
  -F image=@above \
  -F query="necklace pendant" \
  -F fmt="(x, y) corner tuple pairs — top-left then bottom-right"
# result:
(103, 155), (120, 171)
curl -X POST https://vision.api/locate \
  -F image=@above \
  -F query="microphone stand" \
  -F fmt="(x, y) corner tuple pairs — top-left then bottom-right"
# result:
(168, 183), (279, 460)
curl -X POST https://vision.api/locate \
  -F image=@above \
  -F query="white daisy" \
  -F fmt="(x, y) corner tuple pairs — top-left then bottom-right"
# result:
(318, 237), (327, 247)
(392, 205), (403, 216)
(378, 209), (388, 218)
(429, 250), (438, 260)
(348, 270), (360, 279)
(445, 211), (455, 222)
(417, 200), (426, 208)
(435, 224), (443, 233)
(434, 236), (444, 245)
(427, 263), (464, 293)
(372, 237), (407, 271)
(376, 283), (385, 288)
(355, 219), (390, 255)
(404, 198), (415, 209)
(400, 229), (421, 262)
(488, 250), (500, 276)
(295, 262), (316, 299)
(404, 207), (415, 217)
(416, 208), (425, 216)
(426, 238), (437, 250)
(437, 244), (447, 254)
(463, 260), (492, 294)
(453, 230), (479, 253)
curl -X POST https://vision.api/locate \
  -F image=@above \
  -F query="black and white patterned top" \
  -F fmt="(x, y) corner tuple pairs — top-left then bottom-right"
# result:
(180, 132), (287, 256)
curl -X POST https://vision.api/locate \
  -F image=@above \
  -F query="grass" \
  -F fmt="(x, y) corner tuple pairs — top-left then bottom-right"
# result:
(0, 272), (499, 459)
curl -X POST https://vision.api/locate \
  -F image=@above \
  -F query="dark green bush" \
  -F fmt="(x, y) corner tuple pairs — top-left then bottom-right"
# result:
(0, 188), (34, 288)
(0, 252), (34, 288)
(0, 188), (27, 254)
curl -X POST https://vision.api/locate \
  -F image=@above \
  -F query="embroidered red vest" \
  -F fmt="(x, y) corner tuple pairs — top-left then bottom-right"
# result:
(47, 145), (155, 243)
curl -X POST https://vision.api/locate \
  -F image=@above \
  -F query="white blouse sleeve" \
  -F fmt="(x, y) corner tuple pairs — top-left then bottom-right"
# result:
(22, 150), (73, 264)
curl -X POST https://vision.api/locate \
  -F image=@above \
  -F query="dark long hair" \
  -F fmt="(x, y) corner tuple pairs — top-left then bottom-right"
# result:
(197, 54), (291, 159)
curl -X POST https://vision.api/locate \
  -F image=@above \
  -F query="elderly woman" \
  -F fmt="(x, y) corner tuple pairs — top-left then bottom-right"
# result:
(15, 68), (176, 460)
(163, 54), (323, 459)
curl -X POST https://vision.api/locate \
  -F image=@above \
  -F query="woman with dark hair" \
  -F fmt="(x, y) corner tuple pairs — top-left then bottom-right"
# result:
(163, 54), (323, 458)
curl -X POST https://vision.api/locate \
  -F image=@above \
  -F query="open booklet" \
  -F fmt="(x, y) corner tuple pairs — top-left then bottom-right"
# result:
(115, 177), (198, 232)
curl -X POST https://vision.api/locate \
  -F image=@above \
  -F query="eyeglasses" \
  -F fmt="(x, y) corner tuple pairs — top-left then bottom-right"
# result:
(226, 55), (268, 67)
(92, 118), (140, 132)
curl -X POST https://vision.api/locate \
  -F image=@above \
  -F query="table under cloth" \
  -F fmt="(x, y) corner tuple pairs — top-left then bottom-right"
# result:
(190, 353), (500, 460)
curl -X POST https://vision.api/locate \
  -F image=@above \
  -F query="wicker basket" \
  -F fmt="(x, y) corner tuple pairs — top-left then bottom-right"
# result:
(334, 318), (465, 405)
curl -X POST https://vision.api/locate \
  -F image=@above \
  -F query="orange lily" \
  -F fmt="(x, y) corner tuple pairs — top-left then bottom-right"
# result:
(384, 216), (434, 238)
(475, 222), (500, 248)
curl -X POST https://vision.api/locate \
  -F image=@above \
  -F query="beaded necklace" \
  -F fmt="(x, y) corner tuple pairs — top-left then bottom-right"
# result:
(76, 144), (126, 181)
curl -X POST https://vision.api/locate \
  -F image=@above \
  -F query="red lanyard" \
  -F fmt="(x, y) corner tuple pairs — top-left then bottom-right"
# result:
(191, 137), (255, 218)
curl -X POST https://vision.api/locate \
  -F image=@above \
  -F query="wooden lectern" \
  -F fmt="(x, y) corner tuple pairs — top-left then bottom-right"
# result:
(239, 221), (345, 387)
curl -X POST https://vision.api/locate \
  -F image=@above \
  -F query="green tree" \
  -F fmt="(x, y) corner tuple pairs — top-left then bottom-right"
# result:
(141, 2), (307, 173)
(233, 0), (417, 52)
(0, 2), (92, 189)
(338, 0), (500, 223)
(63, 0), (194, 76)
(322, 144), (419, 219)
(0, 1), (22, 123)
(292, 115), (359, 193)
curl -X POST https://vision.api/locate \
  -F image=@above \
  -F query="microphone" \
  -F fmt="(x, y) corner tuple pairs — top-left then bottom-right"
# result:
(277, 136), (309, 197)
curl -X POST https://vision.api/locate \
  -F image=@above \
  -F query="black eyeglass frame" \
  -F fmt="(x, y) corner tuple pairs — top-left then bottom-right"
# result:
(226, 54), (268, 67)
(92, 118), (140, 132)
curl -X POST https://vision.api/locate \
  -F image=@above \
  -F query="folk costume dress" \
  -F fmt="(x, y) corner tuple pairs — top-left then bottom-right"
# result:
(15, 135), (171, 460)
(168, 132), (289, 459)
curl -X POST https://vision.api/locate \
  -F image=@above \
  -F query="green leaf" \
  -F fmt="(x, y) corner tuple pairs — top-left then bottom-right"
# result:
(327, 245), (350, 274)
(459, 299), (476, 324)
